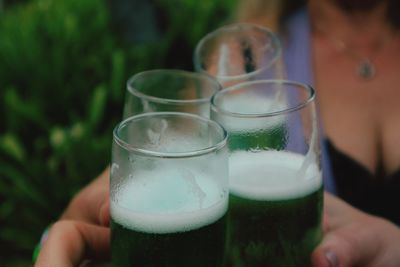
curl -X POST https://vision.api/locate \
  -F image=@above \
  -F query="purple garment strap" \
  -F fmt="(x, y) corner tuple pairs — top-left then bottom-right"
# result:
(283, 8), (337, 194)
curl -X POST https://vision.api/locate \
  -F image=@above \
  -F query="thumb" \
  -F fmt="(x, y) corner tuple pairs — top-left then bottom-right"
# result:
(311, 234), (345, 267)
(311, 223), (377, 267)
(313, 193), (389, 267)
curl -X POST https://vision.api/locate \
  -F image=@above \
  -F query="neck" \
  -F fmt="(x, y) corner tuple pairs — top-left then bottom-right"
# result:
(308, 0), (394, 49)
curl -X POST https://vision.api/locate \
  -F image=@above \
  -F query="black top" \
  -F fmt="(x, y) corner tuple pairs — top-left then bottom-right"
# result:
(327, 140), (400, 225)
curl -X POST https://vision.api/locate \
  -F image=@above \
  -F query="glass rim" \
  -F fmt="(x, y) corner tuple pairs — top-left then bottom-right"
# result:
(126, 69), (222, 105)
(210, 79), (316, 118)
(113, 112), (228, 158)
(193, 23), (282, 81)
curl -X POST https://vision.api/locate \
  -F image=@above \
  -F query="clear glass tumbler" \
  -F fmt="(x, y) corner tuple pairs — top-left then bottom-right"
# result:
(110, 112), (229, 267)
(194, 23), (284, 88)
(211, 80), (323, 267)
(123, 69), (221, 118)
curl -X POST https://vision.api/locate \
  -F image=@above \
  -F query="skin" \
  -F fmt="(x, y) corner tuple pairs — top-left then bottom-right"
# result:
(310, 0), (400, 174)
(34, 168), (111, 267)
(34, 221), (110, 267)
(60, 168), (110, 225)
(309, 1), (400, 264)
(312, 193), (400, 267)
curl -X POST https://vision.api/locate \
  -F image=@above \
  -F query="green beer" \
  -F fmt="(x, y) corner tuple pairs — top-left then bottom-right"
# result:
(227, 125), (286, 151)
(111, 168), (228, 267)
(226, 150), (323, 267)
(218, 96), (289, 152)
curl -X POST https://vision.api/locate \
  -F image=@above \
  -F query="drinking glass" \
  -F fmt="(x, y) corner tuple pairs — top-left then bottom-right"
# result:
(194, 23), (284, 88)
(123, 69), (221, 118)
(210, 80), (323, 267)
(110, 112), (229, 267)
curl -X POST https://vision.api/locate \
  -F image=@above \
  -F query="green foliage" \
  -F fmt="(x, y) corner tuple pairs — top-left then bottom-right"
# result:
(0, 0), (236, 265)
(158, 0), (236, 46)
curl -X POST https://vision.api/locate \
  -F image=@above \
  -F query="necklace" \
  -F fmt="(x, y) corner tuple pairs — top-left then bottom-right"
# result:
(331, 38), (377, 80)
(315, 24), (395, 81)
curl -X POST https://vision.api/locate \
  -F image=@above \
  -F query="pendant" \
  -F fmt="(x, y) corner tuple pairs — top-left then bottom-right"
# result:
(357, 59), (376, 80)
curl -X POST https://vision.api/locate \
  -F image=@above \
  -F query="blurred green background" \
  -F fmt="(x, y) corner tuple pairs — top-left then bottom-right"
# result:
(0, 0), (236, 265)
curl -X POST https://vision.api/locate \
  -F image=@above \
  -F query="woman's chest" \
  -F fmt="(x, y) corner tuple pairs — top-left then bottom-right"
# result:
(313, 50), (400, 174)
(316, 65), (400, 173)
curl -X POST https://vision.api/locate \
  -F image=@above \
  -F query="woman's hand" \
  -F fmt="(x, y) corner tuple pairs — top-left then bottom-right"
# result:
(34, 221), (110, 267)
(34, 168), (111, 266)
(312, 192), (400, 267)
(61, 167), (110, 225)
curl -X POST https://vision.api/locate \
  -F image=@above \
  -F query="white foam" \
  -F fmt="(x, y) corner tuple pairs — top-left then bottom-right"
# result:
(111, 168), (228, 234)
(229, 150), (322, 200)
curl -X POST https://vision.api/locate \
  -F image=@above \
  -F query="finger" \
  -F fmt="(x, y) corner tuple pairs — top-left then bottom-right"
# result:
(99, 200), (110, 226)
(313, 195), (380, 267)
(35, 221), (110, 267)
(61, 167), (110, 225)
(311, 232), (352, 267)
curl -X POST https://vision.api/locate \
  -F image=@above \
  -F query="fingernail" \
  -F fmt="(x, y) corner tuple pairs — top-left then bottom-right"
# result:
(325, 250), (338, 267)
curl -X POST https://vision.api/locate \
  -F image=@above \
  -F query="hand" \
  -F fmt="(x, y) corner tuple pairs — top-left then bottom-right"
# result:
(34, 220), (110, 267)
(312, 192), (400, 267)
(34, 168), (111, 266)
(61, 167), (110, 225)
